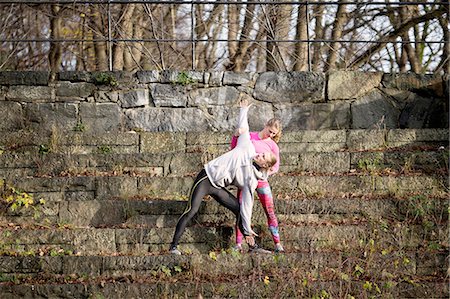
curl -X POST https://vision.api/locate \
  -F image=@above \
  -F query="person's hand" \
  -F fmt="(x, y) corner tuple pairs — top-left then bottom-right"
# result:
(239, 98), (253, 108)
(245, 235), (255, 247)
(239, 98), (249, 108)
(236, 127), (248, 136)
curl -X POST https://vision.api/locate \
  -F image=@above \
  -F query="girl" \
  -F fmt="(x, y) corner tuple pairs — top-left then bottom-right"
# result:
(169, 99), (276, 255)
(230, 116), (284, 253)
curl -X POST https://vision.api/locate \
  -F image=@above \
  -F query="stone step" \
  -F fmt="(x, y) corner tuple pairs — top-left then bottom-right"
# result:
(2, 174), (446, 207)
(1, 129), (447, 155)
(4, 183), (445, 233)
(0, 147), (447, 178)
(0, 252), (447, 298)
(2, 196), (448, 229)
(0, 218), (447, 256)
(1, 280), (448, 299)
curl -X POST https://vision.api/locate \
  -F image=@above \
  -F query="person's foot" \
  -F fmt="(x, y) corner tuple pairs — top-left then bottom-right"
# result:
(248, 244), (272, 254)
(169, 246), (182, 255)
(274, 243), (285, 253)
(232, 244), (243, 253)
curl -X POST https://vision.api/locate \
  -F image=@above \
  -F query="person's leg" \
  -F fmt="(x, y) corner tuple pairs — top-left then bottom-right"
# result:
(209, 187), (240, 215)
(210, 187), (260, 250)
(234, 189), (244, 249)
(256, 180), (283, 251)
(170, 169), (210, 252)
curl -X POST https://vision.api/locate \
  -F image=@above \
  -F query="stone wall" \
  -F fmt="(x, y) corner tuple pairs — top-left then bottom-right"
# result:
(0, 71), (447, 134)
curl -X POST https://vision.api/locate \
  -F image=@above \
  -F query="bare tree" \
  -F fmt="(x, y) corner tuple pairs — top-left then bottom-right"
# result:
(311, 3), (325, 72)
(48, 4), (62, 72)
(227, 3), (258, 71)
(0, 2), (446, 73)
(293, 2), (309, 71)
(89, 4), (109, 71)
(325, 1), (347, 72)
(348, 6), (446, 70)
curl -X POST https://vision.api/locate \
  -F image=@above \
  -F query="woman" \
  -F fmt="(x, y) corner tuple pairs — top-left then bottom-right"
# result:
(230, 116), (285, 253)
(169, 99), (277, 255)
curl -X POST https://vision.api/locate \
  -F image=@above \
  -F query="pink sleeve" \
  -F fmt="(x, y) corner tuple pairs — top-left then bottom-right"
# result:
(230, 135), (238, 149)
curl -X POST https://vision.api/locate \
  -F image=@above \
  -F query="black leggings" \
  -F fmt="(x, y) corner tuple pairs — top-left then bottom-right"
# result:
(170, 169), (245, 249)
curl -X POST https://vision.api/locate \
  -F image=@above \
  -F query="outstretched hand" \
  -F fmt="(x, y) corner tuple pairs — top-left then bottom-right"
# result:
(239, 98), (253, 108)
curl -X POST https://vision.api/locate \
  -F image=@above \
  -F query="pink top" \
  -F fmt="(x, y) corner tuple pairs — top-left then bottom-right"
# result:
(231, 132), (280, 176)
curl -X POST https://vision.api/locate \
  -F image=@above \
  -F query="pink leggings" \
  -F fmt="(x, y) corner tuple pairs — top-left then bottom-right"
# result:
(235, 180), (280, 245)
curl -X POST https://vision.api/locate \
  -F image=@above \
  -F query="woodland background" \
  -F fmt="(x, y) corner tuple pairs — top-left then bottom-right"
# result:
(0, 0), (448, 74)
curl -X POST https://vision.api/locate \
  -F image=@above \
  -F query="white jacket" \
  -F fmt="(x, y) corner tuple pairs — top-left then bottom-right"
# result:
(204, 106), (268, 236)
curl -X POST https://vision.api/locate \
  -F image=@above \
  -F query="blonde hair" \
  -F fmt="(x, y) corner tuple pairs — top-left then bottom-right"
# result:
(265, 118), (282, 143)
(266, 153), (277, 169)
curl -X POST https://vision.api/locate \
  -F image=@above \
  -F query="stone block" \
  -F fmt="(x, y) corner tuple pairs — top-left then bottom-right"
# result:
(350, 152), (384, 170)
(79, 102), (123, 132)
(168, 153), (203, 176)
(0, 101), (24, 131)
(346, 129), (386, 150)
(136, 70), (160, 83)
(191, 254), (252, 276)
(138, 176), (194, 199)
(63, 256), (103, 276)
(254, 71), (325, 103)
(95, 176), (138, 200)
(24, 102), (78, 132)
(56, 82), (96, 98)
(276, 102), (350, 130)
(206, 71), (224, 86)
(140, 132), (186, 154)
(159, 70), (183, 84)
(398, 93), (448, 128)
(186, 131), (230, 146)
(282, 130), (347, 143)
(387, 128), (449, 146)
(188, 86), (239, 106)
(95, 90), (120, 103)
(9, 176), (96, 193)
(58, 71), (93, 82)
(351, 90), (400, 129)
(382, 73), (445, 97)
(125, 107), (209, 132)
(150, 83), (188, 107)
(223, 71), (256, 86)
(119, 89), (149, 108)
(298, 152), (350, 173)
(0, 71), (49, 85)
(328, 71), (382, 100)
(7, 85), (55, 102)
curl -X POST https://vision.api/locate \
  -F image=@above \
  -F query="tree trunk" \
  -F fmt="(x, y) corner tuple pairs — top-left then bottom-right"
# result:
(399, 5), (420, 73)
(311, 3), (324, 72)
(325, 1), (347, 72)
(129, 6), (145, 71)
(48, 4), (62, 72)
(90, 5), (108, 71)
(293, 3), (308, 71)
(112, 4), (136, 71)
(227, 2), (239, 60)
(227, 4), (256, 71)
(437, 15), (449, 74)
(265, 4), (279, 71)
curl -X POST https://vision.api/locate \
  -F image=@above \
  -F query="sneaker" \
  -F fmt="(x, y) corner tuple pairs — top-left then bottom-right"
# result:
(169, 247), (182, 255)
(248, 244), (272, 254)
(274, 243), (285, 253)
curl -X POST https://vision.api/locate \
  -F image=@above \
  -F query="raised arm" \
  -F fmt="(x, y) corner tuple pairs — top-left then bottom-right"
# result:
(235, 99), (251, 148)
